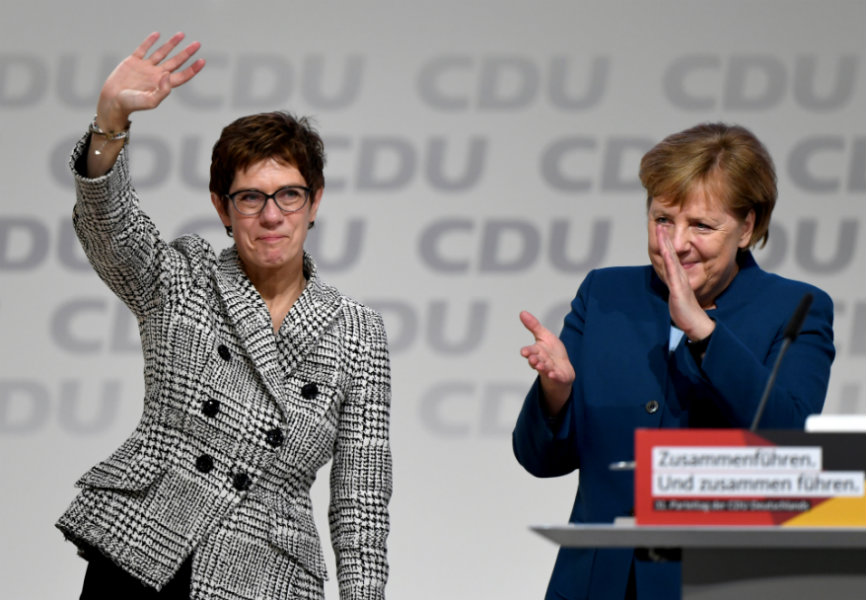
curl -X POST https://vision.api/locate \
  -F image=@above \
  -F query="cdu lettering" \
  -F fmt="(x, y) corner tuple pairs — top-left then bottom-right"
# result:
(51, 133), (489, 193)
(417, 55), (609, 111)
(787, 136), (866, 193)
(174, 216), (366, 274)
(418, 381), (527, 437)
(326, 135), (488, 192)
(366, 299), (418, 353)
(426, 300), (488, 354)
(834, 300), (866, 357)
(364, 299), (488, 355)
(837, 383), (865, 415)
(0, 217), (49, 270)
(540, 136), (654, 192)
(418, 218), (610, 273)
(0, 217), (104, 273)
(0, 379), (122, 434)
(0, 54), (48, 107)
(2, 52), (364, 110)
(664, 54), (858, 111)
(750, 218), (858, 274)
(304, 219), (366, 272)
(56, 53), (121, 108)
(50, 297), (139, 354)
(225, 53), (363, 109)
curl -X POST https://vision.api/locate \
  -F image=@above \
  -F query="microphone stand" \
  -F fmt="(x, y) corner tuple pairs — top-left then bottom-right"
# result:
(749, 293), (813, 431)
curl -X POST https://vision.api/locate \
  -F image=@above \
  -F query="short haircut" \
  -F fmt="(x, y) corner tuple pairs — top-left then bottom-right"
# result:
(639, 122), (776, 248)
(209, 111), (326, 201)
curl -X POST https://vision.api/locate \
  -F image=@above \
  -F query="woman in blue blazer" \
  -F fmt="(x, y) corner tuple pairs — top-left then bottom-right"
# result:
(513, 123), (835, 600)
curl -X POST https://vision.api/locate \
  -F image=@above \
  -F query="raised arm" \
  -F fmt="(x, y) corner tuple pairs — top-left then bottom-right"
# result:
(87, 32), (205, 177)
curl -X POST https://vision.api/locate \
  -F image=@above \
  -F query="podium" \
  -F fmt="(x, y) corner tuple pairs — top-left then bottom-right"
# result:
(532, 427), (866, 597)
(533, 519), (866, 598)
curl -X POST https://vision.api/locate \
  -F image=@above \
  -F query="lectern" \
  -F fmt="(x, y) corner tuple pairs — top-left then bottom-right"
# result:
(533, 427), (866, 599)
(533, 521), (866, 599)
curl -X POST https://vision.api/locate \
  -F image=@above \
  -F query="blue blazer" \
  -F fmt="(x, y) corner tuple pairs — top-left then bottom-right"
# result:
(513, 253), (834, 600)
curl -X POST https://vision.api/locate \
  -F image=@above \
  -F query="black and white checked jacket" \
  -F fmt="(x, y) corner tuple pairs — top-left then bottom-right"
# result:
(56, 135), (392, 600)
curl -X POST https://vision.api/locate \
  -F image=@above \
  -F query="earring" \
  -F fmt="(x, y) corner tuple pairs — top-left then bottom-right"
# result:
(225, 225), (233, 237)
(308, 221), (315, 230)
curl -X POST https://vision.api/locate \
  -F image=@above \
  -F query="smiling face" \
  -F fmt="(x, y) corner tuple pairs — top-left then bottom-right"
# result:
(211, 157), (321, 286)
(647, 178), (755, 308)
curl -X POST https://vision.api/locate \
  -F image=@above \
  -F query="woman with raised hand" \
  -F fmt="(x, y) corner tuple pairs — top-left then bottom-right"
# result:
(57, 33), (392, 600)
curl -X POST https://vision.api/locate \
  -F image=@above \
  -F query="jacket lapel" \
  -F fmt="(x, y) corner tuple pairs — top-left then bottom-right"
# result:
(214, 247), (288, 415)
(276, 258), (343, 377)
(213, 249), (342, 417)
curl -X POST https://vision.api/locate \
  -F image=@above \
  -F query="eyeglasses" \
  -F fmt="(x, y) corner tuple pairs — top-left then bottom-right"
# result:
(225, 185), (311, 216)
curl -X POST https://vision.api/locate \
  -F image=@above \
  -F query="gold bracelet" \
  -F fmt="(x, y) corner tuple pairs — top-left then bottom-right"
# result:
(89, 115), (131, 155)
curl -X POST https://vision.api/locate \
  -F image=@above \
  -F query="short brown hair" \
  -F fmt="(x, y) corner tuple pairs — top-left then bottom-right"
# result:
(639, 123), (776, 249)
(209, 111), (326, 200)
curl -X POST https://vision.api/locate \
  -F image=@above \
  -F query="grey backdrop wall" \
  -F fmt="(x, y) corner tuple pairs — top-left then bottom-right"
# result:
(1, 1), (864, 598)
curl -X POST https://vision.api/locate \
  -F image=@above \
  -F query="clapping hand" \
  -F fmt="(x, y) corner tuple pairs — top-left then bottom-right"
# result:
(519, 310), (575, 416)
(655, 224), (715, 342)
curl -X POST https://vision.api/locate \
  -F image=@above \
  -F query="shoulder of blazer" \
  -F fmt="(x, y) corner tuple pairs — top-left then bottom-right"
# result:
(716, 253), (833, 317)
(576, 265), (659, 305)
(168, 234), (220, 278)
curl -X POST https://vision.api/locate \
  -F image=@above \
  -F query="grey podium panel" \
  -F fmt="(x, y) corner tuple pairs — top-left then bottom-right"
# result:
(682, 548), (865, 599)
(533, 524), (866, 600)
(532, 523), (866, 548)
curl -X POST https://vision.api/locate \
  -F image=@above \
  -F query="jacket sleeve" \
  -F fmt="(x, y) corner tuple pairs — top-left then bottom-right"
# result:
(69, 132), (175, 319)
(328, 309), (392, 600)
(675, 286), (835, 428)
(512, 272), (596, 478)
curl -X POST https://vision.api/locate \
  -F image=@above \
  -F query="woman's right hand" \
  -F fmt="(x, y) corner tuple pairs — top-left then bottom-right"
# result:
(519, 310), (575, 416)
(88, 32), (205, 176)
(96, 31), (205, 130)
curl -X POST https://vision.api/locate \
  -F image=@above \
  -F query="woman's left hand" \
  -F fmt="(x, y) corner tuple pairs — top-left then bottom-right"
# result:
(656, 224), (715, 341)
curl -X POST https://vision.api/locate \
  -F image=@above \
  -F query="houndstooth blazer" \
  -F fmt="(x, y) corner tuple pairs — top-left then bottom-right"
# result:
(56, 135), (392, 600)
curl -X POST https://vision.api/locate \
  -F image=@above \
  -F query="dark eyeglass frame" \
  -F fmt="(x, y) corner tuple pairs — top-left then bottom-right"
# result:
(224, 185), (312, 216)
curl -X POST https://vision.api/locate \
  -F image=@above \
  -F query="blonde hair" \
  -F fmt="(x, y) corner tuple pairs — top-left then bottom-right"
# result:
(639, 123), (776, 249)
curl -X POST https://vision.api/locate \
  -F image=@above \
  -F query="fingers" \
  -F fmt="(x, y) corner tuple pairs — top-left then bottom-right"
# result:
(519, 310), (571, 381)
(655, 224), (706, 330)
(128, 32), (205, 94)
(520, 345), (551, 373)
(656, 224), (675, 273)
(147, 32), (187, 64)
(131, 32), (203, 73)
(162, 40), (203, 72)
(169, 57), (206, 87)
(521, 348), (571, 384)
(519, 310), (548, 339)
(131, 32), (161, 59)
(656, 224), (687, 290)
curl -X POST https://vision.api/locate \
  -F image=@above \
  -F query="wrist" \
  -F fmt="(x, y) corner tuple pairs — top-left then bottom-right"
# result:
(90, 115), (130, 138)
(539, 377), (572, 415)
(89, 115), (131, 157)
(95, 95), (131, 131)
(686, 331), (711, 365)
(686, 318), (715, 343)
(686, 332), (711, 349)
